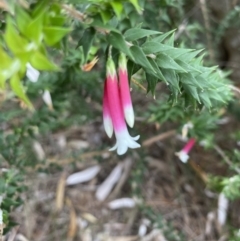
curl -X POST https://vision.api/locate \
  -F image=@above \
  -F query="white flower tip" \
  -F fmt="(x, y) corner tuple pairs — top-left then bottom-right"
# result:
(26, 63), (40, 83)
(103, 116), (113, 138)
(42, 90), (53, 109)
(110, 130), (141, 155)
(124, 107), (135, 128)
(176, 151), (189, 163)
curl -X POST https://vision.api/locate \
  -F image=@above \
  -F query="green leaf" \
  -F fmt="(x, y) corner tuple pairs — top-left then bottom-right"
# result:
(151, 29), (176, 43)
(15, 6), (32, 35)
(147, 58), (167, 83)
(77, 27), (96, 62)
(0, 47), (12, 69)
(179, 73), (203, 89)
(129, 0), (142, 14)
(10, 74), (33, 109)
(32, 0), (48, 17)
(164, 32), (175, 46)
(142, 42), (173, 55)
(130, 46), (155, 72)
(183, 84), (200, 103)
(110, 1), (123, 19)
(199, 92), (212, 108)
(25, 11), (45, 44)
(156, 54), (186, 72)
(124, 28), (161, 41)
(127, 60), (141, 77)
(43, 26), (72, 46)
(180, 49), (204, 63)
(163, 48), (194, 60)
(146, 73), (158, 95)
(4, 17), (29, 55)
(106, 31), (134, 59)
(30, 52), (59, 71)
(161, 68), (180, 92)
(0, 73), (7, 89)
(100, 10), (112, 24)
(175, 59), (201, 73)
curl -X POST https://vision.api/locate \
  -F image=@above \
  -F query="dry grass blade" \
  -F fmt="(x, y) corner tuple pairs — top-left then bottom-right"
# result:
(55, 173), (66, 211)
(66, 198), (77, 240)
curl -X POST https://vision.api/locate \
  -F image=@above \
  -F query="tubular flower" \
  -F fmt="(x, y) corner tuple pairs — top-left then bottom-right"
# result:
(118, 53), (134, 128)
(176, 138), (195, 163)
(103, 81), (113, 138)
(104, 57), (140, 155)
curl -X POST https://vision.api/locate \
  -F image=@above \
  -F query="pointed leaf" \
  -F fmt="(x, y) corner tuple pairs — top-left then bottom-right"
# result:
(43, 26), (72, 46)
(146, 73), (158, 95)
(106, 31), (134, 59)
(129, 0), (142, 14)
(4, 17), (29, 55)
(161, 68), (180, 91)
(124, 28), (161, 41)
(142, 42), (173, 54)
(15, 6), (32, 35)
(25, 12), (45, 44)
(130, 46), (155, 72)
(156, 54), (186, 72)
(30, 52), (59, 71)
(183, 84), (200, 103)
(151, 29), (176, 43)
(110, 1), (123, 19)
(10, 74), (33, 109)
(77, 27), (96, 62)
(148, 58), (167, 83)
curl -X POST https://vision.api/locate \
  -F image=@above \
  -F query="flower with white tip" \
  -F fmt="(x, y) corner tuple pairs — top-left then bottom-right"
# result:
(104, 57), (140, 155)
(118, 53), (135, 128)
(176, 138), (195, 163)
(103, 81), (113, 138)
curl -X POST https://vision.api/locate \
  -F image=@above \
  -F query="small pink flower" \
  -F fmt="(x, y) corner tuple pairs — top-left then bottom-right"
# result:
(176, 138), (195, 163)
(118, 53), (134, 128)
(104, 57), (140, 155)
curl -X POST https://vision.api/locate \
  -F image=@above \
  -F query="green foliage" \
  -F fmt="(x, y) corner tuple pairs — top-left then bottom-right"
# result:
(0, 0), (239, 239)
(0, 1), (71, 107)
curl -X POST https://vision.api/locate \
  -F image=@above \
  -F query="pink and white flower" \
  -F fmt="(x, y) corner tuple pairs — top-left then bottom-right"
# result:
(176, 138), (195, 163)
(118, 53), (134, 128)
(103, 57), (140, 155)
(103, 81), (113, 138)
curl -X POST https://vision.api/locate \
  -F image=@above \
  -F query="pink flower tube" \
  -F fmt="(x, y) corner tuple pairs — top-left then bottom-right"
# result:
(103, 80), (113, 138)
(118, 53), (134, 128)
(176, 138), (196, 163)
(105, 58), (140, 155)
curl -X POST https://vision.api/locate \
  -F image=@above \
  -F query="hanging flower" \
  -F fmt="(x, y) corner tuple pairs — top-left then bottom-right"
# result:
(176, 138), (195, 163)
(103, 80), (113, 138)
(118, 53), (134, 128)
(104, 57), (140, 155)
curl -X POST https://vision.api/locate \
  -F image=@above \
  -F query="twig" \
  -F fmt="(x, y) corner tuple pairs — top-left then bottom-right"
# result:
(189, 160), (209, 183)
(62, 4), (85, 21)
(214, 144), (240, 174)
(131, 78), (147, 92)
(199, 0), (215, 62)
(142, 130), (176, 147)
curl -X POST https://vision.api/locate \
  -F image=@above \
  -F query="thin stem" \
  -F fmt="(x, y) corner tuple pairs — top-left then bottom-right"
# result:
(214, 144), (240, 174)
(199, 0), (215, 62)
